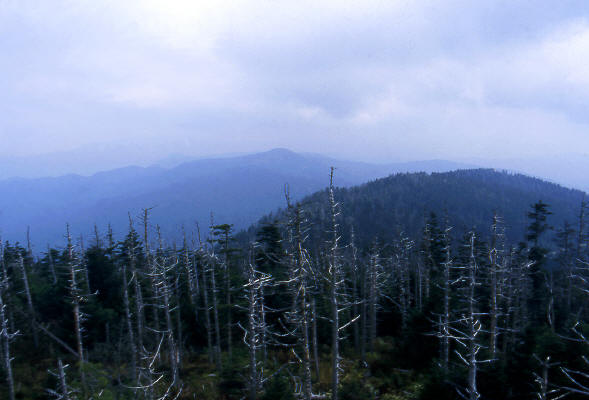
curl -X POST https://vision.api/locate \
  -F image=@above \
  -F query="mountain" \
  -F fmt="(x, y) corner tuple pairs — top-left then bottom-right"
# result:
(0, 149), (475, 249)
(247, 168), (587, 249)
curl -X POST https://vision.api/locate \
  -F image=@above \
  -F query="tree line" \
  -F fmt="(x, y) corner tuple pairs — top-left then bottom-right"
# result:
(1, 169), (588, 399)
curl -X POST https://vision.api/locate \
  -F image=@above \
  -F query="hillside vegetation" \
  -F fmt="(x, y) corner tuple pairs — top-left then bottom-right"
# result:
(0, 168), (588, 400)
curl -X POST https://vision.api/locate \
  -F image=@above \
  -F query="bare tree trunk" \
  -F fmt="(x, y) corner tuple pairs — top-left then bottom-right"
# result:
(123, 220), (138, 382)
(57, 358), (71, 400)
(245, 261), (260, 400)
(360, 264), (368, 366)
(66, 225), (87, 395)
(174, 262), (183, 367)
(128, 216), (146, 359)
(311, 297), (320, 380)
(285, 198), (314, 400)
(301, 289), (313, 400)
(209, 254), (223, 369)
(200, 251), (215, 364)
(143, 208), (161, 337)
(489, 214), (500, 359)
(441, 226), (452, 371)
(225, 262), (233, 361)
(0, 285), (15, 400)
(466, 233), (481, 400)
(156, 227), (179, 386)
(350, 229), (360, 349)
(17, 253), (38, 347)
(368, 248), (380, 352)
(327, 167), (341, 400)
(259, 283), (268, 365)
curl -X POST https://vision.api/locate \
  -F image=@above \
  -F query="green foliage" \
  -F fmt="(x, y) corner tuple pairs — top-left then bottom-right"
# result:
(260, 373), (295, 400)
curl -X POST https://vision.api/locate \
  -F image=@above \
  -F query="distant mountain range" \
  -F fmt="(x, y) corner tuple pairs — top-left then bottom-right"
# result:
(0, 149), (478, 249)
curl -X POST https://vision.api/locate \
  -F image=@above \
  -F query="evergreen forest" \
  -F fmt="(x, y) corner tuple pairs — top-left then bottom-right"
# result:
(1, 168), (589, 400)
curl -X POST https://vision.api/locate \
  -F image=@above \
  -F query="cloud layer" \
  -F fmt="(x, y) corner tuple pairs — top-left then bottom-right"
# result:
(1, 0), (588, 162)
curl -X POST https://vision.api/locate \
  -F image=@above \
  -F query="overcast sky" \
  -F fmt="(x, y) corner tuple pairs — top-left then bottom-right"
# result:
(1, 0), (589, 164)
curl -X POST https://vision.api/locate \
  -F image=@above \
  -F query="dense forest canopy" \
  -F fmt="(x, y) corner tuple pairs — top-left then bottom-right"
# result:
(246, 169), (585, 249)
(0, 168), (588, 400)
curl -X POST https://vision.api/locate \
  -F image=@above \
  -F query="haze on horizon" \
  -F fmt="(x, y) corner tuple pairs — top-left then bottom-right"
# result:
(1, 0), (588, 173)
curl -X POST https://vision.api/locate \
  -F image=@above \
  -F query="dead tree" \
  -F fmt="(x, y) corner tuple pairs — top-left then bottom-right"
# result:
(240, 248), (273, 400)
(393, 233), (413, 331)
(66, 225), (87, 394)
(128, 217), (146, 365)
(348, 228), (361, 349)
(142, 208), (161, 339)
(326, 167), (343, 400)
(17, 252), (38, 347)
(435, 223), (453, 371)
(153, 226), (180, 387)
(560, 260), (589, 396)
(283, 194), (315, 400)
(122, 216), (140, 383)
(452, 232), (490, 400)
(207, 219), (223, 370)
(198, 239), (216, 365)
(0, 270), (16, 400)
(47, 359), (73, 400)
(488, 213), (504, 358)
(366, 242), (386, 352)
(182, 230), (199, 325)
(173, 247), (184, 367)
(533, 355), (564, 400)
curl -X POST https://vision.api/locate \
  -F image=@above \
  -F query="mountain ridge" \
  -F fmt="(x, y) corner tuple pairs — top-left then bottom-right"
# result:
(0, 149), (475, 249)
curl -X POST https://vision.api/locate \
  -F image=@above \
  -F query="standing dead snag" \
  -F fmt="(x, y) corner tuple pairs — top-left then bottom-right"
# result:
(488, 213), (504, 358)
(348, 228), (361, 350)
(183, 229), (199, 327)
(434, 222), (453, 371)
(17, 251), (38, 347)
(142, 208), (163, 347)
(560, 260), (589, 396)
(0, 262), (17, 400)
(283, 191), (315, 400)
(47, 359), (72, 400)
(325, 166), (357, 400)
(198, 239), (216, 365)
(533, 355), (564, 400)
(451, 232), (491, 400)
(207, 218), (223, 370)
(66, 224), (88, 394)
(366, 242), (385, 352)
(241, 247), (273, 400)
(156, 227), (180, 386)
(122, 216), (140, 384)
(393, 233), (413, 331)
(126, 216), (146, 370)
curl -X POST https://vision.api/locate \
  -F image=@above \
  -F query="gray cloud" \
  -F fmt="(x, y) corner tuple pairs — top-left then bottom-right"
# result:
(1, 0), (588, 165)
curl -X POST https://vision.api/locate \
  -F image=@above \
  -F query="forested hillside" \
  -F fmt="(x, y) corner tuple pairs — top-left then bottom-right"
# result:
(0, 168), (588, 400)
(248, 169), (585, 249)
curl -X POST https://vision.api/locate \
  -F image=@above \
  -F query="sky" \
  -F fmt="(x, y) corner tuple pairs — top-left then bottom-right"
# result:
(1, 0), (589, 166)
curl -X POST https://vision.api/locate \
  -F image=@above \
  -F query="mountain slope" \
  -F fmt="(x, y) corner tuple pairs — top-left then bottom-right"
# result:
(0, 149), (474, 248)
(248, 169), (587, 249)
